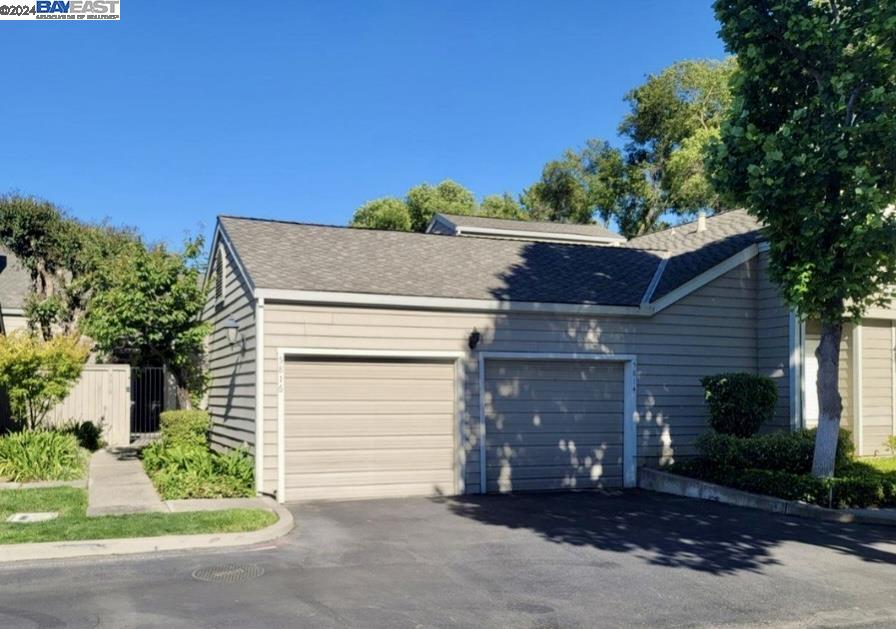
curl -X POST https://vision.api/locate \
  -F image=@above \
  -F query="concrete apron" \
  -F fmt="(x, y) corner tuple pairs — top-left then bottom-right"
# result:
(639, 468), (896, 527)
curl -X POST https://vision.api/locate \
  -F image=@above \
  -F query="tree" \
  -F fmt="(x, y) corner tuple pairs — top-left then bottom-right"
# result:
(350, 197), (412, 231)
(521, 151), (593, 223)
(0, 194), (136, 339)
(0, 332), (88, 430)
(709, 0), (896, 476)
(406, 180), (478, 231)
(480, 193), (525, 219)
(523, 59), (735, 236)
(83, 238), (211, 408)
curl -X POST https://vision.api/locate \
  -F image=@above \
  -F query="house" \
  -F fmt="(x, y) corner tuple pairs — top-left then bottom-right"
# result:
(203, 210), (896, 503)
(0, 247), (32, 335)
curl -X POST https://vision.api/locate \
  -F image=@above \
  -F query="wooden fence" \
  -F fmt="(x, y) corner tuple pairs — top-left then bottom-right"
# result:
(45, 364), (131, 447)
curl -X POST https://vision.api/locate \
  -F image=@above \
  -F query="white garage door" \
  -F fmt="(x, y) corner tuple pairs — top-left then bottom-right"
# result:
(484, 359), (625, 492)
(283, 358), (456, 502)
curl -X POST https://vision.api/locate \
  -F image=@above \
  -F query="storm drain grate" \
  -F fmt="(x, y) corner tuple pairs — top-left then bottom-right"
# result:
(192, 564), (264, 584)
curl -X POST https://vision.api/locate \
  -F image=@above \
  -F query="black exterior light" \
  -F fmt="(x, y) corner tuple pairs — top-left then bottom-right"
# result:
(468, 329), (481, 350)
(224, 318), (243, 346)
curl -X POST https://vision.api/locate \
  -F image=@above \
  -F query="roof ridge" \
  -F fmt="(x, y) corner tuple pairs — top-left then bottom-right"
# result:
(219, 215), (629, 251)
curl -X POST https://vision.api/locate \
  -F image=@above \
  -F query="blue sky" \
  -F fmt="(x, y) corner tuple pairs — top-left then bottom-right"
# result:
(1, 1), (727, 246)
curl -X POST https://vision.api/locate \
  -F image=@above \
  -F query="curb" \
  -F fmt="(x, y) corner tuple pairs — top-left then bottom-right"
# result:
(0, 480), (87, 490)
(0, 497), (294, 564)
(639, 468), (896, 526)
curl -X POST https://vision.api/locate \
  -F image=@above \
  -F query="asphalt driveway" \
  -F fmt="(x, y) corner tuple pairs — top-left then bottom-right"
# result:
(2, 491), (896, 628)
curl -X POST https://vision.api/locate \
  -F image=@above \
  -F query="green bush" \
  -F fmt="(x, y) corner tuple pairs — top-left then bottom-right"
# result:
(701, 372), (778, 437)
(141, 438), (254, 500)
(696, 428), (854, 474)
(59, 421), (104, 452)
(665, 461), (896, 509)
(159, 410), (210, 447)
(0, 431), (86, 482)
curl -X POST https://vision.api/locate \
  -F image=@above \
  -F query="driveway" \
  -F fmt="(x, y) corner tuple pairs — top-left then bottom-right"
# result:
(1, 491), (896, 628)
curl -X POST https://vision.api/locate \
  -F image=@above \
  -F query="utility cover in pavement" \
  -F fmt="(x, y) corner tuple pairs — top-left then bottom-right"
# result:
(6, 512), (59, 523)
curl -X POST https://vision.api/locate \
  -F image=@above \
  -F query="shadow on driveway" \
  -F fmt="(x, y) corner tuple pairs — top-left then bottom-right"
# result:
(440, 490), (896, 575)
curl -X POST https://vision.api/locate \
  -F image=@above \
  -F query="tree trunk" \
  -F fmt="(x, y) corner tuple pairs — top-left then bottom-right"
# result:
(811, 321), (843, 477)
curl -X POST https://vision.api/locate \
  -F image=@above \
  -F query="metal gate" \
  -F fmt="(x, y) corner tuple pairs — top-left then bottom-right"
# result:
(131, 367), (165, 435)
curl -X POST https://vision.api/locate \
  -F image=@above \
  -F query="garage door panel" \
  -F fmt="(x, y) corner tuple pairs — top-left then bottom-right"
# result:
(288, 379), (454, 402)
(284, 358), (456, 501)
(285, 447), (455, 473)
(485, 359), (625, 493)
(484, 400), (621, 414)
(286, 434), (454, 451)
(292, 400), (455, 415)
(285, 469), (456, 490)
(487, 446), (623, 468)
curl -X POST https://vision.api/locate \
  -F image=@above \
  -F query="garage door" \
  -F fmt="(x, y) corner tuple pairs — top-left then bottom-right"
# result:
(283, 358), (456, 502)
(484, 359), (625, 493)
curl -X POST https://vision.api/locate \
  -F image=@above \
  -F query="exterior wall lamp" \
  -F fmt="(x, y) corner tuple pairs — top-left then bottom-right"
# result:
(224, 318), (243, 346)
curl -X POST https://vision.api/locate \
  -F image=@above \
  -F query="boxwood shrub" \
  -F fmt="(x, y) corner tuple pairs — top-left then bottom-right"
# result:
(700, 372), (778, 437)
(159, 410), (210, 447)
(695, 428), (854, 475)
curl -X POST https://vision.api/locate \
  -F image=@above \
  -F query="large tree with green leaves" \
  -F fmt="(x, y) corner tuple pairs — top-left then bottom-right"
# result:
(82, 238), (211, 408)
(524, 58), (736, 236)
(709, 0), (896, 476)
(0, 194), (136, 339)
(349, 180), (525, 232)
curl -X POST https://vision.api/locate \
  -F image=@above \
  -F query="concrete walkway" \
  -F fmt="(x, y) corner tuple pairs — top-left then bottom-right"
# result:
(87, 449), (166, 517)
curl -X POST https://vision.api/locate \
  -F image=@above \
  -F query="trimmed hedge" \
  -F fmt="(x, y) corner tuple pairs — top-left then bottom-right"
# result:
(695, 428), (854, 475)
(701, 372), (778, 437)
(667, 459), (896, 508)
(159, 410), (210, 447)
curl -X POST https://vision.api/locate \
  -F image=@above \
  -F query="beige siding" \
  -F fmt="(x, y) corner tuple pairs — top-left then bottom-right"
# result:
(45, 364), (131, 447)
(3, 312), (28, 334)
(805, 321), (853, 434)
(861, 320), (894, 455)
(756, 251), (791, 429)
(203, 241), (257, 453)
(484, 360), (624, 492)
(282, 359), (456, 501)
(263, 259), (760, 494)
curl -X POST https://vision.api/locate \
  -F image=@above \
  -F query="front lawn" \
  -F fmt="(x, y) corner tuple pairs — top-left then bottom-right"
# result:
(857, 457), (896, 475)
(0, 487), (277, 545)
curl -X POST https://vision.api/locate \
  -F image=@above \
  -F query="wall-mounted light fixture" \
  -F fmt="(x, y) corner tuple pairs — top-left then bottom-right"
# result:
(468, 328), (481, 350)
(224, 318), (243, 346)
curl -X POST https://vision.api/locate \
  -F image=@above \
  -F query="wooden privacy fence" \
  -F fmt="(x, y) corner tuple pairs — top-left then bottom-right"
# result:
(45, 364), (131, 448)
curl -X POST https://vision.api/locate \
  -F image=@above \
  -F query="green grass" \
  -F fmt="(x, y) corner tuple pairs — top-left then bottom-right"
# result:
(0, 487), (277, 545)
(845, 456), (896, 477)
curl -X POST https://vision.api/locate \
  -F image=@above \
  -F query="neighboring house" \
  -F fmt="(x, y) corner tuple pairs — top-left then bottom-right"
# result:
(203, 210), (896, 504)
(427, 213), (627, 246)
(0, 247), (32, 335)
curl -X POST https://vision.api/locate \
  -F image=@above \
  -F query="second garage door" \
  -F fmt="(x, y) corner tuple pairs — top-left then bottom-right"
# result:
(484, 359), (625, 493)
(283, 358), (456, 502)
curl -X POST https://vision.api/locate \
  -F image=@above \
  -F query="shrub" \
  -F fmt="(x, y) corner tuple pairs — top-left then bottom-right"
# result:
(159, 410), (210, 447)
(0, 333), (89, 430)
(885, 435), (896, 455)
(141, 437), (254, 499)
(666, 460), (896, 508)
(700, 372), (779, 437)
(0, 431), (86, 482)
(59, 420), (104, 451)
(696, 428), (854, 475)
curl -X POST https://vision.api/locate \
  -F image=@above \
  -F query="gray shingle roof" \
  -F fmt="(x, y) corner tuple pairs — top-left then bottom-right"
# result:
(436, 213), (625, 240)
(625, 210), (765, 301)
(221, 217), (659, 306)
(219, 209), (765, 308)
(0, 247), (32, 311)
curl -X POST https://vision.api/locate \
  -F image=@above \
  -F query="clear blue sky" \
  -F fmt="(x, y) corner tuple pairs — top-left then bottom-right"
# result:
(1, 1), (726, 246)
